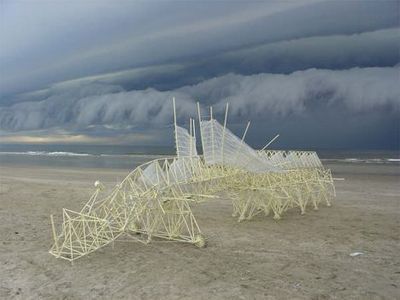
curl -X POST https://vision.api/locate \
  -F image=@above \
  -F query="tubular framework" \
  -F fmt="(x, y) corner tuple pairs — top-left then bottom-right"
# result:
(49, 99), (335, 262)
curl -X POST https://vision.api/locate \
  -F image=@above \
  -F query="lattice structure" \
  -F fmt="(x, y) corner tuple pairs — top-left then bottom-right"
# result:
(258, 150), (323, 169)
(49, 153), (239, 261)
(49, 98), (335, 262)
(227, 168), (335, 221)
(196, 103), (335, 222)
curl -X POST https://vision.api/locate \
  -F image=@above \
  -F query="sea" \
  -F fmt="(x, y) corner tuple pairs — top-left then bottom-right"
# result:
(0, 143), (399, 170)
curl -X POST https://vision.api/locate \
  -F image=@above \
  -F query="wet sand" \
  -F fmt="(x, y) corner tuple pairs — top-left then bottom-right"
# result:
(0, 162), (399, 299)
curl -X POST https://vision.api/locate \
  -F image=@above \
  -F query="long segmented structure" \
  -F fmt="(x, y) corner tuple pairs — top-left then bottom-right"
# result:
(49, 98), (335, 262)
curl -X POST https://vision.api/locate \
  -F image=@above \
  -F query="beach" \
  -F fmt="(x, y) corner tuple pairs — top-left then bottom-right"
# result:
(0, 161), (399, 299)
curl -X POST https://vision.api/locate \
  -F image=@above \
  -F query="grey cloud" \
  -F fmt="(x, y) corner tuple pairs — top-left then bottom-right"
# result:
(181, 67), (400, 118)
(0, 84), (195, 131)
(1, 67), (398, 132)
(6, 27), (398, 108)
(210, 28), (400, 75)
(1, 1), (398, 97)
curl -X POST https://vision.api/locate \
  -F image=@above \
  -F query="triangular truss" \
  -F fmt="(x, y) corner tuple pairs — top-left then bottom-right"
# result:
(49, 98), (335, 262)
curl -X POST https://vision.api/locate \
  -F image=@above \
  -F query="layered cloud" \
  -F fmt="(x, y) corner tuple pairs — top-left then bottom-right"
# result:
(5, 27), (396, 107)
(1, 67), (398, 132)
(1, 1), (398, 97)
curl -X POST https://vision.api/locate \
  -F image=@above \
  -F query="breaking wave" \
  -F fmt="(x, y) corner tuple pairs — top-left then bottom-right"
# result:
(0, 151), (398, 164)
(0, 151), (92, 157)
(322, 158), (400, 164)
(0, 151), (167, 158)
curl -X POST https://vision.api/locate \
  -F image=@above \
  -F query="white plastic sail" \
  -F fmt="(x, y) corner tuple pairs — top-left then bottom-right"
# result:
(200, 119), (281, 173)
(175, 125), (197, 157)
(173, 97), (198, 158)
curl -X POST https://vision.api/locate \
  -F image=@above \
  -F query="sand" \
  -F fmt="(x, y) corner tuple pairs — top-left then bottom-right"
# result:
(0, 162), (399, 299)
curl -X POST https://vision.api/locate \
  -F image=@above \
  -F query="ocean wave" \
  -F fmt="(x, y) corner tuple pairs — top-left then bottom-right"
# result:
(322, 158), (400, 164)
(0, 151), (168, 158)
(1, 151), (398, 163)
(99, 154), (168, 158)
(0, 151), (92, 157)
(344, 158), (363, 162)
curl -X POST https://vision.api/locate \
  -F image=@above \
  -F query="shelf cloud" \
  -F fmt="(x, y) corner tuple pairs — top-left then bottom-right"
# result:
(1, 67), (398, 130)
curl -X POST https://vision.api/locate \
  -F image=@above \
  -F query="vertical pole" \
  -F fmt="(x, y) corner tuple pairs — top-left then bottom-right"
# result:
(197, 102), (202, 122)
(192, 118), (196, 156)
(173, 97), (179, 157)
(221, 103), (229, 163)
(210, 106), (215, 163)
(189, 118), (193, 157)
(197, 102), (205, 158)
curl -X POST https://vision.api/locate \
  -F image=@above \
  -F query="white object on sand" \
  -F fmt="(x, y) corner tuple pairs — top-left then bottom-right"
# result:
(350, 252), (364, 257)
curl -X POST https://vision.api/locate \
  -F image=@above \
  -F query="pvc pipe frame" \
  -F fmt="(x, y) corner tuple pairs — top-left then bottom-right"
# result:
(49, 99), (335, 263)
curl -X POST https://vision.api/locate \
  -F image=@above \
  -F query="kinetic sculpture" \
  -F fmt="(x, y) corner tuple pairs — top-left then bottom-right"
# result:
(49, 98), (335, 262)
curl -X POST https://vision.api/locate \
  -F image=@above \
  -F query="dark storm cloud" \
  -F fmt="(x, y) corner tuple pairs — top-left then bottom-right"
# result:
(1, 67), (398, 130)
(1, 0), (398, 98)
(6, 27), (398, 107)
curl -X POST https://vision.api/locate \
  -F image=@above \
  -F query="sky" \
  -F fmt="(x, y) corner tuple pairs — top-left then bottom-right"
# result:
(0, 0), (399, 149)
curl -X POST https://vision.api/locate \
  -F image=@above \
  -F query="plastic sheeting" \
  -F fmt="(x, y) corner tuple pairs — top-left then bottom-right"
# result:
(200, 119), (281, 173)
(175, 125), (198, 157)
